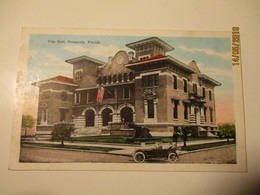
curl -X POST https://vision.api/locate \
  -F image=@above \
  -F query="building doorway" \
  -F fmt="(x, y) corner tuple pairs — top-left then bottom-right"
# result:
(102, 108), (112, 126)
(85, 109), (95, 127)
(120, 107), (133, 123)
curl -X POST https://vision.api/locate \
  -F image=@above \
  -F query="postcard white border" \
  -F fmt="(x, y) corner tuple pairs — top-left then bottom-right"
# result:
(9, 28), (247, 172)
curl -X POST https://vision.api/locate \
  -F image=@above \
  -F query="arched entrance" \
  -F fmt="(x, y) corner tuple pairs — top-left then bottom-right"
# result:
(85, 109), (95, 127)
(102, 108), (112, 126)
(120, 107), (133, 123)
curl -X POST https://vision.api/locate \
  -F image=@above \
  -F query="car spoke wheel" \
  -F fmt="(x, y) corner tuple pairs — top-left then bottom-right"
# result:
(133, 152), (146, 163)
(168, 152), (178, 163)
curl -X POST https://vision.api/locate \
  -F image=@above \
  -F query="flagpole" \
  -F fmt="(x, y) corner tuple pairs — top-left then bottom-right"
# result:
(104, 87), (113, 96)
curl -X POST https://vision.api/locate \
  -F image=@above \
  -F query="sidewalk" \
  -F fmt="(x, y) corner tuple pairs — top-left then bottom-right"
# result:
(24, 138), (232, 156)
(110, 139), (234, 156)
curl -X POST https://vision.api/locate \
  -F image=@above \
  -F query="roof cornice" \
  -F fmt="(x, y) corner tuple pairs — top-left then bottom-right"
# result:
(65, 55), (106, 66)
(125, 55), (196, 73)
(126, 37), (174, 52)
(32, 80), (78, 87)
(198, 74), (221, 86)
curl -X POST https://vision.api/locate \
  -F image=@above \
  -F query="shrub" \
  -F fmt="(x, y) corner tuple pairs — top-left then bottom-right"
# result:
(51, 123), (74, 146)
(218, 123), (236, 142)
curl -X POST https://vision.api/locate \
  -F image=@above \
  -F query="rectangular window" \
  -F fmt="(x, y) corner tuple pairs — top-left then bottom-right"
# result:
(202, 87), (206, 98)
(148, 75), (153, 87)
(75, 93), (80, 104)
(209, 90), (212, 101)
(183, 79), (187, 93)
(142, 76), (147, 87)
(172, 75), (177, 90)
(154, 74), (159, 86)
(193, 83), (197, 95)
(138, 54), (150, 61)
(59, 109), (67, 122)
(184, 102), (188, 120)
(123, 87), (130, 99)
(87, 92), (95, 103)
(210, 108), (213, 122)
(142, 74), (159, 87)
(75, 70), (83, 81)
(147, 100), (154, 118)
(173, 100), (179, 119)
(204, 107), (207, 122)
(104, 88), (114, 99)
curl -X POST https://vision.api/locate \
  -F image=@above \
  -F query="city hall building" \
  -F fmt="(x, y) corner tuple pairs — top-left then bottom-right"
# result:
(33, 37), (221, 138)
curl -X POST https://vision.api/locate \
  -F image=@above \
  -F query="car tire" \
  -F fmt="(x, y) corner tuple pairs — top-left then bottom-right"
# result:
(133, 151), (146, 163)
(168, 152), (178, 163)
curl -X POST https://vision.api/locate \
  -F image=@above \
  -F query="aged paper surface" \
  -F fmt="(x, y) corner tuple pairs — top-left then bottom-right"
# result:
(9, 28), (246, 172)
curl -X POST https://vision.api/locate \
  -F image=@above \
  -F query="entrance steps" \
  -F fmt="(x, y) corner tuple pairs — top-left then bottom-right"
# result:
(72, 127), (102, 137)
(207, 131), (218, 137)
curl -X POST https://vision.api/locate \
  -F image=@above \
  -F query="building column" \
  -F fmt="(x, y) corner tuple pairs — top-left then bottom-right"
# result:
(200, 107), (205, 124)
(191, 105), (195, 114)
(154, 98), (158, 119)
(117, 113), (121, 122)
(110, 112), (115, 123)
(95, 114), (102, 128)
(189, 105), (196, 124)
(196, 107), (200, 125)
(94, 114), (99, 127)
(144, 100), (148, 118)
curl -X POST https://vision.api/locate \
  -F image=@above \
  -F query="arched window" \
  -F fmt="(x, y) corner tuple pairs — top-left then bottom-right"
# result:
(118, 74), (122, 82)
(120, 107), (133, 123)
(123, 73), (128, 82)
(113, 75), (117, 83)
(108, 76), (112, 84)
(103, 77), (107, 85)
(102, 108), (112, 126)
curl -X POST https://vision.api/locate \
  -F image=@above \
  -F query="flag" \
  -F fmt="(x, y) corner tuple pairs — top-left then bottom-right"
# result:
(96, 86), (105, 103)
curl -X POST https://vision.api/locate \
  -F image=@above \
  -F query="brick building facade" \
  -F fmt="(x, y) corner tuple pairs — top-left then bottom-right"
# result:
(33, 37), (221, 138)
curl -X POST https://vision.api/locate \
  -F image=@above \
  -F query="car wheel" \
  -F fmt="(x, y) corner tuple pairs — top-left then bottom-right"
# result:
(168, 152), (178, 163)
(133, 151), (146, 163)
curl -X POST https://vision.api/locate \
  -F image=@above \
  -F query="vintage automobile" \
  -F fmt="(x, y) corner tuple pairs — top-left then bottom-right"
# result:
(132, 142), (178, 163)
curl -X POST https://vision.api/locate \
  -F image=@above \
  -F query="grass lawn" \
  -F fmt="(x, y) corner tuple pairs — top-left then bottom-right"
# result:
(182, 141), (236, 151)
(69, 135), (217, 144)
(22, 142), (121, 152)
(70, 136), (130, 143)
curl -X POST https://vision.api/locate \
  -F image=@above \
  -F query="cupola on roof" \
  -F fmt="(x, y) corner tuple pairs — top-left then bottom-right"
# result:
(126, 37), (174, 52)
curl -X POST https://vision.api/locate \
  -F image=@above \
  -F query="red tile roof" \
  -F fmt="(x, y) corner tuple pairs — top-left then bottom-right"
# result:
(131, 54), (167, 64)
(40, 75), (73, 84)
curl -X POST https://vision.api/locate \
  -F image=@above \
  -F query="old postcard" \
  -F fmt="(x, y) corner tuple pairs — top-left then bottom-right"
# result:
(9, 28), (246, 171)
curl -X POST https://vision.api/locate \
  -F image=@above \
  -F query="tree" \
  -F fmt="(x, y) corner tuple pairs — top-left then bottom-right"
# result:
(173, 127), (181, 146)
(22, 115), (34, 136)
(51, 123), (74, 147)
(218, 123), (236, 142)
(181, 126), (193, 147)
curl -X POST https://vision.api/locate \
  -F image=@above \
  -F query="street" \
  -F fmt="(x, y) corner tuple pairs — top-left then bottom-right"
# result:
(20, 145), (236, 164)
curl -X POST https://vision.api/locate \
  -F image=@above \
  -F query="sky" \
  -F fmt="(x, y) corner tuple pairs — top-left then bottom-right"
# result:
(23, 34), (234, 124)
